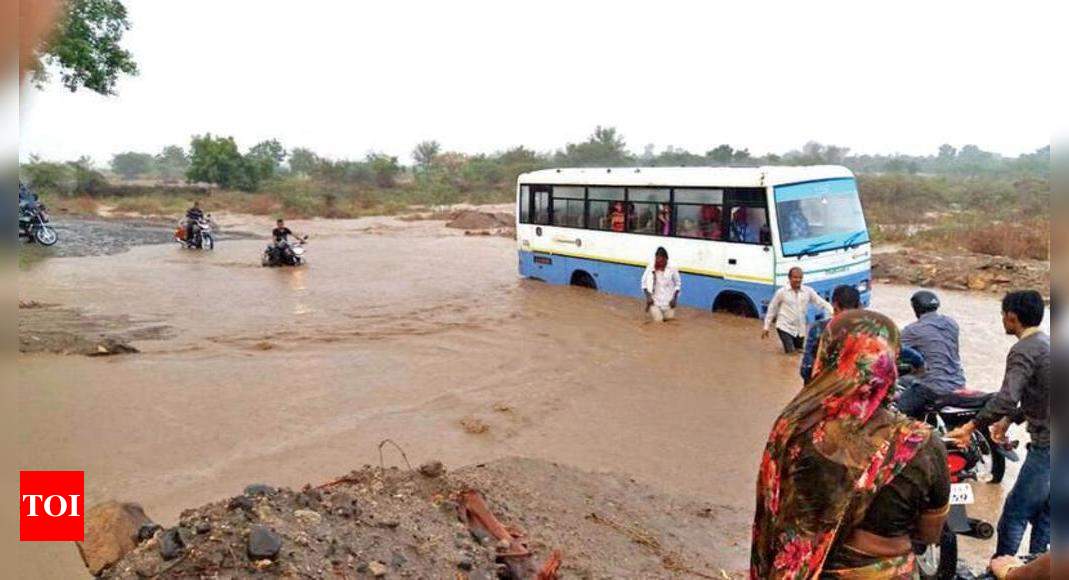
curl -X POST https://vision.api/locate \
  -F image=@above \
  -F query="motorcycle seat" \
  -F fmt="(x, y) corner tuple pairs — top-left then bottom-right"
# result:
(937, 390), (994, 412)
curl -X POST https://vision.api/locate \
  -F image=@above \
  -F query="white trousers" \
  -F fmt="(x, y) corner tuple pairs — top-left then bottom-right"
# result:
(648, 305), (676, 322)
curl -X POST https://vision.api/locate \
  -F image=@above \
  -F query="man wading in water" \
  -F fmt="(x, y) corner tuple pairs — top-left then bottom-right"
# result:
(641, 247), (681, 323)
(762, 267), (833, 354)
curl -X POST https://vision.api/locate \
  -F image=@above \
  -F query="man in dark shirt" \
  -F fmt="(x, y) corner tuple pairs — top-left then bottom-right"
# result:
(270, 218), (304, 262)
(185, 201), (205, 244)
(901, 290), (967, 394)
(800, 284), (861, 383)
(949, 290), (1050, 558)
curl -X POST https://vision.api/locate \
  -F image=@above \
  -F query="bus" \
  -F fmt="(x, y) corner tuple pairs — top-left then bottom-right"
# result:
(515, 165), (872, 321)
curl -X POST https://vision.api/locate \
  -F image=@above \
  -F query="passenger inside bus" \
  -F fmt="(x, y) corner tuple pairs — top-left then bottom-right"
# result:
(729, 207), (759, 243)
(699, 205), (722, 240)
(657, 203), (671, 236)
(609, 201), (626, 232)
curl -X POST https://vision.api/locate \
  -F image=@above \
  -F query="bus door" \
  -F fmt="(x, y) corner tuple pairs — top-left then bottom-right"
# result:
(721, 189), (774, 284)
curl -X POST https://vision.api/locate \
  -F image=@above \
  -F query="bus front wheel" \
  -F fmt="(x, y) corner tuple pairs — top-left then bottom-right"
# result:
(713, 292), (757, 318)
(570, 271), (597, 290)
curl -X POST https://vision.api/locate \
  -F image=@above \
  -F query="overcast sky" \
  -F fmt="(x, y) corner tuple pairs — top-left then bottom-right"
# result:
(18, 0), (1060, 165)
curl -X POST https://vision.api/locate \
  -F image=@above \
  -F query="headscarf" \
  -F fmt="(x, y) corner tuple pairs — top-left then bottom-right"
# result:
(750, 310), (931, 579)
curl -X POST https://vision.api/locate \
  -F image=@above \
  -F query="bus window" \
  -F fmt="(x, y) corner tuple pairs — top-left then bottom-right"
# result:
(552, 186), (585, 228)
(531, 185), (551, 225)
(587, 187), (625, 231)
(728, 206), (770, 244)
(673, 189), (724, 240)
(519, 185), (531, 223)
(627, 188), (670, 234)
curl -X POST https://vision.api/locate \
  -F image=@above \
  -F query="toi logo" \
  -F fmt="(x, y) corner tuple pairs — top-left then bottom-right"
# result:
(19, 471), (84, 541)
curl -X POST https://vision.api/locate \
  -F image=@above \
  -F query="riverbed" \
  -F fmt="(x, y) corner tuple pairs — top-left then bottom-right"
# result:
(14, 213), (1046, 577)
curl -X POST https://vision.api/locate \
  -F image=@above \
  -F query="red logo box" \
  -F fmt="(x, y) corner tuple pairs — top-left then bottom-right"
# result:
(19, 471), (84, 541)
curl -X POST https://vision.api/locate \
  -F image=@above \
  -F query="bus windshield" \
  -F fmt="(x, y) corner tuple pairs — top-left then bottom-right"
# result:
(774, 178), (868, 256)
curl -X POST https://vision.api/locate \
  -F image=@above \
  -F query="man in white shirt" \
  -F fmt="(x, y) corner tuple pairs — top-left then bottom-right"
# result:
(641, 247), (681, 323)
(761, 267), (834, 353)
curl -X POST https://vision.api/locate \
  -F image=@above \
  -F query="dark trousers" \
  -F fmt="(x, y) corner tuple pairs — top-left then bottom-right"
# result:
(777, 329), (804, 354)
(996, 444), (1050, 556)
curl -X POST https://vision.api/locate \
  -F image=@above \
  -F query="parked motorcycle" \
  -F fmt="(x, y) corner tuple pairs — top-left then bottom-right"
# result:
(18, 203), (58, 246)
(915, 436), (996, 580)
(262, 237), (307, 267)
(175, 215), (215, 250)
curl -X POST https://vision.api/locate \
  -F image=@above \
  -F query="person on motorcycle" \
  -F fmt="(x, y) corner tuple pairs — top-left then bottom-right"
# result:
(949, 290), (1050, 560)
(185, 201), (205, 244)
(271, 218), (304, 262)
(897, 290), (967, 418)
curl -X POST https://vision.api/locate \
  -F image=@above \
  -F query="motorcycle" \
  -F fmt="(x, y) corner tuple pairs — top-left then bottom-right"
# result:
(262, 237), (307, 267)
(18, 203), (58, 246)
(915, 436), (996, 580)
(175, 215), (215, 250)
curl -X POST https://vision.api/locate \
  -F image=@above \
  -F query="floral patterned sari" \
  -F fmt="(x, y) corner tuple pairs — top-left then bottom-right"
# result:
(750, 311), (932, 579)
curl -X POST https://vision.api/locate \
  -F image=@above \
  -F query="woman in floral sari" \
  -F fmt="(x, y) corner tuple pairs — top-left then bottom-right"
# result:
(751, 310), (950, 579)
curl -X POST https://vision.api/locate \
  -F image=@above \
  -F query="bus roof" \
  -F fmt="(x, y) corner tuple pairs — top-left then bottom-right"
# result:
(517, 165), (854, 188)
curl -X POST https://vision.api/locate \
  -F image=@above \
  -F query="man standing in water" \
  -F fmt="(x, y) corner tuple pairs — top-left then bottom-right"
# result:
(641, 247), (680, 323)
(762, 267), (833, 354)
(949, 290), (1050, 559)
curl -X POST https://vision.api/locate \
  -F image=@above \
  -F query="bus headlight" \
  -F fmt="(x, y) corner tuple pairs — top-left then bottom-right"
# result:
(857, 279), (870, 293)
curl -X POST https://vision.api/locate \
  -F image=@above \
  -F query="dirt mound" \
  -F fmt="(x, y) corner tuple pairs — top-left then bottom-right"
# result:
(872, 250), (1050, 298)
(94, 457), (749, 579)
(446, 210), (515, 231)
(18, 303), (171, 356)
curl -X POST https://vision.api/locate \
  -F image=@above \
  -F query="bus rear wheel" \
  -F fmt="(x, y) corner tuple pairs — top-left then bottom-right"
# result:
(713, 292), (757, 318)
(570, 271), (597, 290)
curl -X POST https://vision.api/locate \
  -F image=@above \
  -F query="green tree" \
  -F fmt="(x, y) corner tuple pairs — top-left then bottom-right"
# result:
(555, 126), (631, 166)
(70, 156), (107, 193)
(187, 134), (260, 191)
(412, 140), (441, 170)
(247, 139), (287, 181)
(21, 155), (74, 194)
(288, 148), (321, 175)
(155, 145), (190, 182)
(110, 151), (155, 179)
(732, 148), (752, 163)
(366, 153), (401, 188)
(30, 0), (138, 95)
(706, 144), (734, 163)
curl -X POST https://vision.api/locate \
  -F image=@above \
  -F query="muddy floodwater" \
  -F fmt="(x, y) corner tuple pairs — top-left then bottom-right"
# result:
(15, 214), (1048, 577)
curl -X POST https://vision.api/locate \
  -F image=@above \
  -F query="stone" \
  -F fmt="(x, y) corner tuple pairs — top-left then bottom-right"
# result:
(391, 551), (407, 567)
(457, 556), (474, 571)
(418, 460), (445, 478)
(247, 525), (283, 560)
(244, 483), (275, 496)
(159, 528), (185, 560)
(137, 523), (162, 541)
(228, 495), (254, 511)
(195, 520), (212, 534)
(294, 509), (322, 526)
(368, 560), (388, 577)
(76, 501), (154, 575)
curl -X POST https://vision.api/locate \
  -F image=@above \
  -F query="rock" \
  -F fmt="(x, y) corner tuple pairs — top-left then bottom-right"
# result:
(294, 509), (322, 526)
(967, 273), (991, 291)
(244, 483), (275, 496)
(159, 528), (185, 560)
(228, 495), (254, 512)
(391, 551), (407, 567)
(368, 560), (389, 577)
(195, 521), (212, 534)
(76, 501), (154, 575)
(247, 525), (283, 560)
(418, 460), (445, 478)
(137, 523), (162, 542)
(457, 556), (474, 571)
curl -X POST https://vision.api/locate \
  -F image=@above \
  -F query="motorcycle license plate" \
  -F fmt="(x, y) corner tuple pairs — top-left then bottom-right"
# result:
(950, 483), (974, 505)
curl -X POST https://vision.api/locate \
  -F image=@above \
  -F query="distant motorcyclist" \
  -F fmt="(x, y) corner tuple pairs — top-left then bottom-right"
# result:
(897, 290), (967, 417)
(184, 201), (205, 244)
(271, 218), (305, 262)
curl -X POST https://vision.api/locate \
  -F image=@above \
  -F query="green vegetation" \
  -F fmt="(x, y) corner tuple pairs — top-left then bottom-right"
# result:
(19, 126), (1050, 260)
(29, 0), (138, 95)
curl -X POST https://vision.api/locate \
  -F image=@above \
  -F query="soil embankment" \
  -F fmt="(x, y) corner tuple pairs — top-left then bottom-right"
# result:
(872, 249), (1049, 299)
(93, 457), (748, 578)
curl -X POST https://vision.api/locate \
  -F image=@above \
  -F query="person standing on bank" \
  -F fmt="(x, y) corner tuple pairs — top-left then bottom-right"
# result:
(641, 247), (681, 323)
(763, 267), (833, 354)
(948, 290), (1050, 559)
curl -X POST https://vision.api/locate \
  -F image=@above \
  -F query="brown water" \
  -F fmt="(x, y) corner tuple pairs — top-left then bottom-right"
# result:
(13, 214), (1046, 577)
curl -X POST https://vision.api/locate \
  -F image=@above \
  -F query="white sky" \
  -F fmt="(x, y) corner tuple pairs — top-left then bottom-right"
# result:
(18, 0), (1061, 165)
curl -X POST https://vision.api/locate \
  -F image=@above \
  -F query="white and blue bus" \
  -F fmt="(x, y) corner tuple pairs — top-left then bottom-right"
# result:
(516, 166), (872, 321)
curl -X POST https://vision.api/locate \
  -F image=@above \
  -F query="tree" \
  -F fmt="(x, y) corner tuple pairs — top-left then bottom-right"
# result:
(366, 153), (401, 188)
(247, 139), (287, 181)
(288, 148), (321, 176)
(732, 148), (752, 163)
(412, 140), (441, 170)
(155, 145), (190, 182)
(110, 151), (155, 180)
(706, 144), (734, 164)
(937, 144), (957, 160)
(187, 134), (260, 191)
(555, 126), (632, 167)
(30, 0), (138, 95)
(70, 156), (107, 193)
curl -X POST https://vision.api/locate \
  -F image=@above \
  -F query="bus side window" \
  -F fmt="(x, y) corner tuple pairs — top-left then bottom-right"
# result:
(519, 185), (531, 223)
(727, 206), (770, 244)
(531, 185), (551, 225)
(587, 187), (625, 231)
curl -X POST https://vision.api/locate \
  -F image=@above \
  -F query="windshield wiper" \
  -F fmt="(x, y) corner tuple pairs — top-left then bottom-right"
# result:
(843, 231), (869, 248)
(798, 239), (837, 256)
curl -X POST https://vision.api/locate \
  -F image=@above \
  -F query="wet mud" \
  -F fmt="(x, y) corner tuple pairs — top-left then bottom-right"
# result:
(13, 210), (1046, 577)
